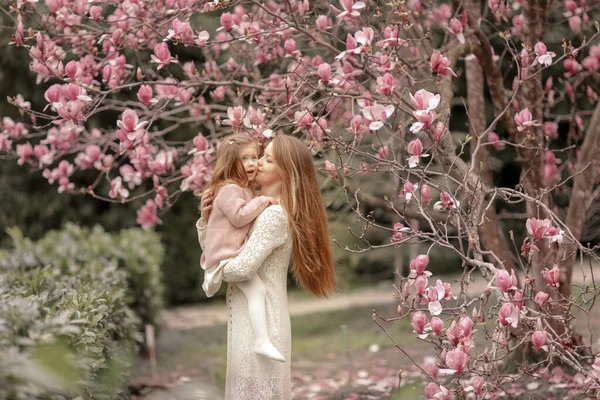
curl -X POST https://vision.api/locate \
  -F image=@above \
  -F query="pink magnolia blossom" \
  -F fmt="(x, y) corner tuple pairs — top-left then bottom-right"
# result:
(415, 275), (428, 295)
(331, 0), (366, 20)
(498, 302), (520, 328)
(352, 27), (374, 54)
(284, 39), (301, 58)
(526, 217), (552, 240)
(468, 376), (485, 395)
(430, 317), (444, 335)
(543, 121), (559, 139)
(361, 103), (395, 131)
(64, 60), (79, 81)
(348, 115), (368, 137)
(446, 321), (461, 346)
(137, 85), (157, 107)
(432, 121), (445, 142)
(410, 89), (440, 112)
(542, 264), (560, 287)
(148, 150), (175, 175)
(16, 142), (34, 166)
(0, 134), (12, 151)
(532, 42), (556, 67)
(376, 73), (395, 96)
(42, 160), (75, 193)
(89, 5), (102, 20)
(183, 62), (197, 78)
(219, 12), (234, 32)
(446, 348), (468, 374)
(449, 18), (465, 44)
(195, 30), (210, 48)
(487, 132), (504, 150)
(151, 42), (176, 70)
(120, 164), (143, 189)
(434, 192), (460, 211)
(223, 106), (246, 129)
(426, 282), (447, 316)
(377, 145), (389, 160)
(2, 117), (28, 139)
(74, 145), (102, 170)
(192, 135), (209, 155)
(294, 111), (313, 130)
(391, 222), (410, 247)
(324, 160), (338, 179)
(316, 15), (332, 31)
(117, 109), (148, 140)
(109, 176), (129, 201)
(375, 25), (409, 49)
(411, 311), (428, 335)
(535, 291), (550, 306)
(425, 382), (439, 399)
(514, 108), (540, 132)
(317, 63), (331, 85)
(569, 15), (582, 33)
(564, 59), (582, 76)
(410, 109), (436, 133)
(430, 50), (457, 76)
(166, 19), (194, 45)
(137, 199), (162, 229)
(11, 16), (24, 46)
(426, 361), (439, 381)
(409, 89), (440, 133)
(407, 138), (429, 168)
(459, 316), (473, 338)
(513, 290), (524, 310)
(402, 181), (418, 203)
(410, 254), (430, 276)
(532, 330), (547, 351)
(495, 269), (517, 292)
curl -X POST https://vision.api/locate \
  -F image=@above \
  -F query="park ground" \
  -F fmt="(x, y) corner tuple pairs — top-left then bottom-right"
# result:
(131, 266), (600, 400)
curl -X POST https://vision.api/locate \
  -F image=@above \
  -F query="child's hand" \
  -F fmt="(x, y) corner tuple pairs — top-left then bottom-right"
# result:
(265, 197), (278, 205)
(200, 189), (214, 225)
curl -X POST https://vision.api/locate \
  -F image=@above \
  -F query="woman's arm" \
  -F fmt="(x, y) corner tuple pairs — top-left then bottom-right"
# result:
(222, 206), (289, 282)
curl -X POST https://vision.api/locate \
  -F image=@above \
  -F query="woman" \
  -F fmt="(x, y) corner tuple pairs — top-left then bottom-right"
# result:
(198, 134), (336, 399)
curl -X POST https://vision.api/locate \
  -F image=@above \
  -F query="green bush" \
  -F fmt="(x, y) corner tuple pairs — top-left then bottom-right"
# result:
(0, 260), (141, 399)
(3, 224), (164, 328)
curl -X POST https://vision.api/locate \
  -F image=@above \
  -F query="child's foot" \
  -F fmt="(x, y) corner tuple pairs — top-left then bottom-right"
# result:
(255, 340), (285, 363)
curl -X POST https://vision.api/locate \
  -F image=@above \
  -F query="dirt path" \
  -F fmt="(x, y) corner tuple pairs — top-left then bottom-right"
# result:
(162, 263), (600, 330)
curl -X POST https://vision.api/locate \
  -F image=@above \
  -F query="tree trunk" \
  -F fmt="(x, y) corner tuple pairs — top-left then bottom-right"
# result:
(465, 53), (519, 276)
(559, 101), (600, 298)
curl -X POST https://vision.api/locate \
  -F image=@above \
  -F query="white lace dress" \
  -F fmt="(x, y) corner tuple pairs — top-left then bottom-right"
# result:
(198, 205), (293, 399)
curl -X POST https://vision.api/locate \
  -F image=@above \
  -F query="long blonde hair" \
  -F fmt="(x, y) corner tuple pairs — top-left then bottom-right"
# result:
(271, 135), (336, 298)
(201, 134), (257, 208)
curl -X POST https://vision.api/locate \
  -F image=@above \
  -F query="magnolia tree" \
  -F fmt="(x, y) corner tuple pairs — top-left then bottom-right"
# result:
(3, 0), (600, 397)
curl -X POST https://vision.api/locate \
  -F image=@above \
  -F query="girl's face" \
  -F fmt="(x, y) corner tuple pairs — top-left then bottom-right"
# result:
(255, 142), (280, 187)
(239, 144), (259, 182)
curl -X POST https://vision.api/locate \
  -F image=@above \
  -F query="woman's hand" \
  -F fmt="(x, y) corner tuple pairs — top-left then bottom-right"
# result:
(200, 189), (214, 227)
(265, 196), (278, 206)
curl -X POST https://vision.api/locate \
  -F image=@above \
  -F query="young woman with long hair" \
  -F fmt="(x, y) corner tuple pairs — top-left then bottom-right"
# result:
(198, 134), (335, 399)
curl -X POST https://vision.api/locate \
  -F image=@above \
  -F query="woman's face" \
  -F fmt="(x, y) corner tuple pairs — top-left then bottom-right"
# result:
(255, 142), (280, 187)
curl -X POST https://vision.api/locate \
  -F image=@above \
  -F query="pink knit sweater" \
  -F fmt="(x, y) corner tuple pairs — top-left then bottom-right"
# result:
(200, 184), (271, 271)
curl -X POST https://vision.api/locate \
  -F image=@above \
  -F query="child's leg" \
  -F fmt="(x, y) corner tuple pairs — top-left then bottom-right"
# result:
(236, 275), (285, 363)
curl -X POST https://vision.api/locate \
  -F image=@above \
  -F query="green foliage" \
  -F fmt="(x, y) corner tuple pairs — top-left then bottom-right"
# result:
(0, 260), (141, 399)
(2, 223), (164, 328)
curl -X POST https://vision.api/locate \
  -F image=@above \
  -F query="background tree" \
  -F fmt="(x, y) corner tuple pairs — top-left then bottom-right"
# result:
(3, 0), (600, 396)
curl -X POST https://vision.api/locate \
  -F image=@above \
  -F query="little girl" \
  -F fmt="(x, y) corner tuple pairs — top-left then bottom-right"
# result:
(195, 134), (285, 363)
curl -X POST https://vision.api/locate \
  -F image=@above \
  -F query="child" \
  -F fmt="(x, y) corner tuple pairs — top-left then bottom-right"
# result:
(196, 134), (285, 363)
